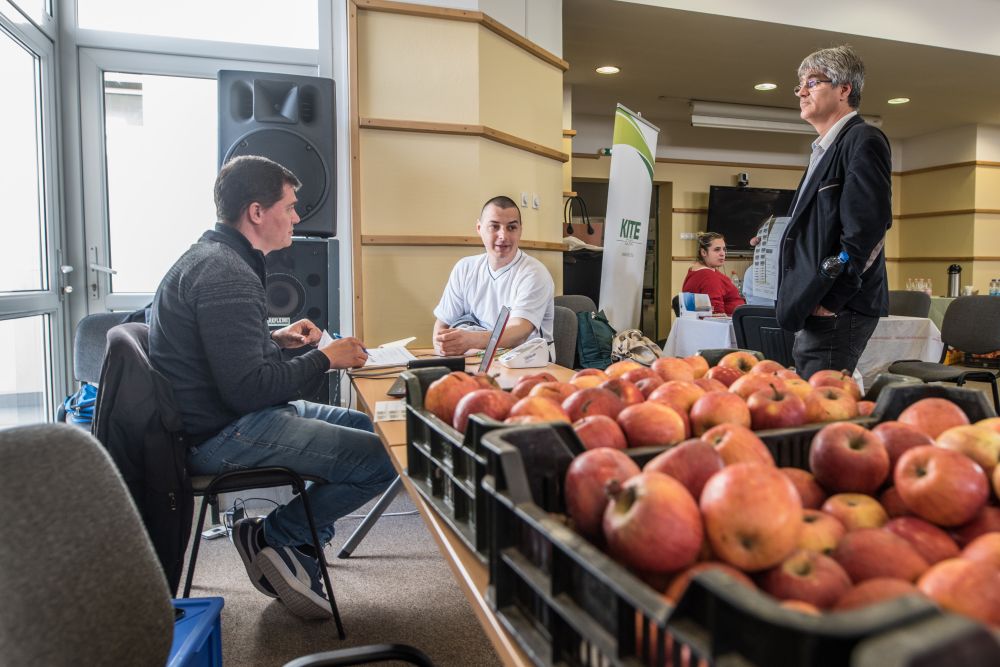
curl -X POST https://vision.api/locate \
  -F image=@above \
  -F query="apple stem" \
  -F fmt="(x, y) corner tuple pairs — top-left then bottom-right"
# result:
(770, 383), (781, 400)
(605, 478), (637, 513)
(605, 478), (624, 501)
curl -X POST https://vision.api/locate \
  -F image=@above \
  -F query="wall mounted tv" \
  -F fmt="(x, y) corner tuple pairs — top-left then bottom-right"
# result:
(706, 185), (796, 255)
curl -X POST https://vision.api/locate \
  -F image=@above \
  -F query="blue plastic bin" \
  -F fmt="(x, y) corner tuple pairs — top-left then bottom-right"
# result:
(168, 597), (224, 667)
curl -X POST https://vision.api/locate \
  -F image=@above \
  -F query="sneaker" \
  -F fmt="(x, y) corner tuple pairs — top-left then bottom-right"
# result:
(256, 545), (333, 619)
(232, 517), (278, 598)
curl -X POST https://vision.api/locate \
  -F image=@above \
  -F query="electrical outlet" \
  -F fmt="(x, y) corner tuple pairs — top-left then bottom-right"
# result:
(532, 194), (541, 209)
(520, 192), (529, 207)
(679, 232), (696, 240)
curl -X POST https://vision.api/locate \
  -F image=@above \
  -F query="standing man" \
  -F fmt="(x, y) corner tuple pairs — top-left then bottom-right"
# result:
(149, 155), (396, 619)
(776, 45), (892, 379)
(432, 196), (555, 356)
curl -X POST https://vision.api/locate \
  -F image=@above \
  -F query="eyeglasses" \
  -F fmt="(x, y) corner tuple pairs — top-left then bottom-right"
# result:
(793, 78), (833, 95)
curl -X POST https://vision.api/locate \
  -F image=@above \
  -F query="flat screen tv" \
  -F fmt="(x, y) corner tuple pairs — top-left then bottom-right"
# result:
(706, 185), (796, 255)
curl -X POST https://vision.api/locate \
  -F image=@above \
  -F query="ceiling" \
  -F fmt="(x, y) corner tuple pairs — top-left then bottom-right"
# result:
(564, 0), (1000, 140)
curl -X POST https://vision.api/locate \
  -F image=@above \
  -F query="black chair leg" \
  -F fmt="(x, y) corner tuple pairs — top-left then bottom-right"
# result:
(183, 493), (213, 597)
(991, 377), (1000, 415)
(297, 484), (346, 639)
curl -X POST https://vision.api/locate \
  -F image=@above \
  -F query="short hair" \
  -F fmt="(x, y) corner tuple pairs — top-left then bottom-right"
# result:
(695, 232), (725, 265)
(214, 155), (301, 226)
(480, 195), (521, 222)
(798, 45), (865, 109)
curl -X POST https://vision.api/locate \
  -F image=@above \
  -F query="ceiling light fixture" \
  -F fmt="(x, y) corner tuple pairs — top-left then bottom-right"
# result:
(595, 65), (620, 75)
(754, 83), (777, 91)
(690, 101), (882, 135)
(888, 97), (910, 105)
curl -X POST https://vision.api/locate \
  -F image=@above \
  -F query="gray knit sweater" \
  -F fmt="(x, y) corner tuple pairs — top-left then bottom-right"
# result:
(149, 224), (330, 436)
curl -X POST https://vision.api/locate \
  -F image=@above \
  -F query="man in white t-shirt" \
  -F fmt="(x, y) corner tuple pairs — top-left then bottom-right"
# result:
(433, 196), (555, 356)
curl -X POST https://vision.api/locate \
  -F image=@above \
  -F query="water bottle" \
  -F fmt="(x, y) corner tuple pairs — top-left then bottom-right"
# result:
(991, 279), (999, 297)
(820, 250), (850, 279)
(730, 271), (741, 292)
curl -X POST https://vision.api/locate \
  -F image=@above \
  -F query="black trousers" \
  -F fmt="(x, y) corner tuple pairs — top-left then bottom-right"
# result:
(792, 309), (879, 380)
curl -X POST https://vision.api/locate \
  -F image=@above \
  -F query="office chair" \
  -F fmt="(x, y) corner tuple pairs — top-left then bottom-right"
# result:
(888, 290), (931, 318)
(889, 296), (1000, 413)
(0, 424), (175, 665)
(554, 294), (597, 314)
(552, 305), (579, 368)
(56, 311), (122, 422)
(732, 305), (796, 367)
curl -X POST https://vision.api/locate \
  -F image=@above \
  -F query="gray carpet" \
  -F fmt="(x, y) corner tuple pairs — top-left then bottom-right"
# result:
(182, 491), (502, 667)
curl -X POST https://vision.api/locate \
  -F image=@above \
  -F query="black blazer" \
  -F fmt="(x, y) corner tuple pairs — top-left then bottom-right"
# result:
(776, 114), (892, 332)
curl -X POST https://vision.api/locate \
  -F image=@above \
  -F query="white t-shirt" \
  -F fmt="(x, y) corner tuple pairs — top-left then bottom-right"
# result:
(434, 250), (555, 343)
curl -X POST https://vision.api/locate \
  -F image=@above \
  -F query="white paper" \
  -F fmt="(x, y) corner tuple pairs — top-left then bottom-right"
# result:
(379, 336), (416, 348)
(364, 346), (416, 368)
(752, 216), (791, 301)
(374, 400), (407, 422)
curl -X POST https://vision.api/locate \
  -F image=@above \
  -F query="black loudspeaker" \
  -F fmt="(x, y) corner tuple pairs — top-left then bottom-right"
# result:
(265, 237), (340, 404)
(218, 70), (336, 237)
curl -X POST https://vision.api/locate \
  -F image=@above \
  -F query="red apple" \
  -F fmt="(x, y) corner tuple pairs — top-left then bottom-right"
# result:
(511, 373), (556, 399)
(651, 357), (696, 383)
(898, 398), (970, 439)
(689, 392), (752, 436)
(599, 378), (645, 407)
(777, 369), (803, 381)
(803, 386), (859, 423)
(961, 533), (1000, 569)
(683, 354), (710, 379)
(643, 439), (724, 500)
(833, 578), (921, 611)
(975, 416), (1000, 436)
(569, 368), (609, 389)
(857, 400), (876, 416)
(561, 387), (625, 422)
(693, 377), (728, 393)
(471, 372), (500, 389)
(605, 360), (643, 380)
(617, 402), (686, 448)
(759, 549), (852, 609)
(781, 468), (827, 509)
(503, 415), (546, 425)
(780, 600), (822, 615)
(895, 445), (989, 527)
(564, 448), (641, 539)
(821, 493), (888, 531)
(701, 423), (774, 466)
(783, 378), (814, 401)
(832, 528), (929, 583)
(648, 380), (705, 413)
(508, 396), (571, 423)
(808, 369), (862, 401)
(884, 516), (960, 565)
(705, 365), (744, 388)
(621, 366), (659, 385)
(603, 472), (703, 574)
(529, 381), (578, 404)
(452, 388), (516, 432)
(700, 463), (802, 571)
(917, 558), (1000, 626)
(424, 371), (480, 425)
(573, 415), (628, 451)
(872, 421), (934, 469)
(809, 422), (890, 495)
(750, 360), (786, 376)
(747, 384), (808, 430)
(634, 376), (665, 398)
(995, 464), (1000, 499)
(718, 351), (759, 373)
(663, 561), (755, 603)
(729, 373), (787, 400)
(879, 486), (912, 518)
(935, 424), (1000, 475)
(952, 505), (1000, 547)
(798, 509), (846, 554)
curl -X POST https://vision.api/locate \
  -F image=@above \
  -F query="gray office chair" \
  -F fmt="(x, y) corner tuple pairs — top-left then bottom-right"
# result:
(0, 423), (175, 665)
(56, 312), (123, 422)
(888, 290), (931, 318)
(554, 294), (597, 314)
(552, 305), (578, 369)
(889, 295), (1000, 412)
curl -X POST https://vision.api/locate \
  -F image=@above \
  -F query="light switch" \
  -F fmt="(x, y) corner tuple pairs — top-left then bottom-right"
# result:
(532, 194), (541, 209)
(520, 192), (529, 207)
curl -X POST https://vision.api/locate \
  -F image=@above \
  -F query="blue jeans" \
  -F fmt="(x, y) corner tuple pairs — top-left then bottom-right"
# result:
(188, 401), (396, 548)
(793, 310), (879, 380)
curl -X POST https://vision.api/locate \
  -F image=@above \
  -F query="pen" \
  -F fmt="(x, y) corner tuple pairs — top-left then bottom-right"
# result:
(332, 333), (369, 354)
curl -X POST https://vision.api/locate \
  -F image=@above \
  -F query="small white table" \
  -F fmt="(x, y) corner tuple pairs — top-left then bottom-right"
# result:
(663, 315), (943, 388)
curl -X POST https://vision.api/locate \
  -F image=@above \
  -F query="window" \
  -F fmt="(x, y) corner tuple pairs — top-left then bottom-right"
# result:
(0, 316), (51, 428)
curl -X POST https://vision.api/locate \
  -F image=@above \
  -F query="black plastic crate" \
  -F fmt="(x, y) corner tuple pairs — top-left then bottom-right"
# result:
(871, 382), (997, 422)
(480, 424), (945, 667)
(851, 613), (1000, 667)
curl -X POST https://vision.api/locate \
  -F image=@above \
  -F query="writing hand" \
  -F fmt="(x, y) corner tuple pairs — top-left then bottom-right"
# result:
(321, 336), (369, 368)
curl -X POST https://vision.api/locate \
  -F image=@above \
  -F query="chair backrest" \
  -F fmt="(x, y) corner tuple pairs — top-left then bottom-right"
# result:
(0, 424), (174, 665)
(73, 312), (125, 383)
(888, 290), (931, 318)
(552, 305), (578, 369)
(671, 295), (680, 317)
(554, 294), (597, 314)
(732, 305), (796, 367)
(940, 295), (1000, 354)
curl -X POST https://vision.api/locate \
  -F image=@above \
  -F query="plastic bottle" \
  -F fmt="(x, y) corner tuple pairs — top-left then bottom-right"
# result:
(730, 271), (741, 292)
(991, 279), (998, 297)
(820, 250), (850, 279)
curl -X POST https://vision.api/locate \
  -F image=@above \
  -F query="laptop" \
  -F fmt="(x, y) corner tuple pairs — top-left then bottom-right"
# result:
(385, 306), (511, 398)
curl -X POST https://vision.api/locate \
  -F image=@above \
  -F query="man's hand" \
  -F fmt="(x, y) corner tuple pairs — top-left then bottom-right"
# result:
(812, 304), (836, 317)
(320, 336), (368, 369)
(434, 327), (484, 356)
(271, 318), (322, 349)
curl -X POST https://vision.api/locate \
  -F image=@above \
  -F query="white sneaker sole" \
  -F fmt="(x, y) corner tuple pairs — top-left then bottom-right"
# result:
(257, 547), (333, 620)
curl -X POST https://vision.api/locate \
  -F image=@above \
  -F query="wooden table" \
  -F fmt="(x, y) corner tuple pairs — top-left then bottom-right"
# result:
(350, 356), (574, 667)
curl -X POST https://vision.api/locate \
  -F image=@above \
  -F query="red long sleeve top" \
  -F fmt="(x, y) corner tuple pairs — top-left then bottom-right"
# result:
(682, 267), (746, 315)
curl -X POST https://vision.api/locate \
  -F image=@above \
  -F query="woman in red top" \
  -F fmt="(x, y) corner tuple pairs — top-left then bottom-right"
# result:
(682, 232), (746, 315)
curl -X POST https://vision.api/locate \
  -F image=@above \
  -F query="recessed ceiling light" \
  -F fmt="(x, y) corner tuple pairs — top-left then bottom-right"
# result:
(595, 65), (620, 75)
(754, 83), (777, 91)
(888, 97), (910, 105)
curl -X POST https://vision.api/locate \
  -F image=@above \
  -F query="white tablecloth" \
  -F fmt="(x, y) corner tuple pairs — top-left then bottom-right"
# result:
(663, 315), (943, 388)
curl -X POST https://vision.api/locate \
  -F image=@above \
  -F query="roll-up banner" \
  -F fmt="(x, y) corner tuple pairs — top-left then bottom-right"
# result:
(599, 104), (660, 331)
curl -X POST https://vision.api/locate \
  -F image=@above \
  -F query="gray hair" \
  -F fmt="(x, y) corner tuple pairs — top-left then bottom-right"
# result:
(798, 45), (864, 109)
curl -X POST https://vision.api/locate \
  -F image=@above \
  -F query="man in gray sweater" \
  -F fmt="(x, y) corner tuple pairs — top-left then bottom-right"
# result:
(150, 156), (395, 619)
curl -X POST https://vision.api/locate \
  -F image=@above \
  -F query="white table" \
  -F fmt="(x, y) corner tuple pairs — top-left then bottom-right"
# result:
(663, 315), (943, 388)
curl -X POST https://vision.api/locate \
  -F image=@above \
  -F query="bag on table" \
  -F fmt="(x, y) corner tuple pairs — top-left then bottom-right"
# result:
(611, 329), (664, 367)
(576, 310), (616, 370)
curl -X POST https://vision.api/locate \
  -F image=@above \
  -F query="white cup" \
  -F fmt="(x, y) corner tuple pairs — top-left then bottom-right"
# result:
(962, 285), (977, 296)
